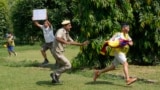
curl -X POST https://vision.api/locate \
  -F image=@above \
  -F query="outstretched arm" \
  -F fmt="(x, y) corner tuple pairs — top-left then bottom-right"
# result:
(33, 21), (42, 28)
(32, 17), (42, 28)
(69, 41), (89, 46)
(56, 37), (89, 46)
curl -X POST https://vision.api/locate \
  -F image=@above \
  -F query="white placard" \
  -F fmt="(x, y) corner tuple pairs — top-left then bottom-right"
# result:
(32, 9), (47, 20)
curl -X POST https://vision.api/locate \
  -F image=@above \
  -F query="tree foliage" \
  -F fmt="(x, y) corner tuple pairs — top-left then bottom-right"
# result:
(11, 0), (74, 44)
(72, 0), (160, 68)
(130, 0), (160, 65)
(0, 0), (10, 38)
(72, 0), (134, 68)
(10, 0), (160, 66)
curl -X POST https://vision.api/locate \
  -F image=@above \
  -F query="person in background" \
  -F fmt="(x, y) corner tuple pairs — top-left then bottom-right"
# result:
(33, 19), (55, 66)
(7, 32), (17, 57)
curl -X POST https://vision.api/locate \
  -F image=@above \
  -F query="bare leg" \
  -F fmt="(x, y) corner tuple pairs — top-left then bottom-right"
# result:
(41, 50), (49, 66)
(123, 62), (129, 80)
(41, 50), (47, 60)
(99, 64), (115, 74)
(123, 61), (137, 85)
(94, 64), (116, 81)
(8, 51), (11, 56)
(11, 50), (17, 56)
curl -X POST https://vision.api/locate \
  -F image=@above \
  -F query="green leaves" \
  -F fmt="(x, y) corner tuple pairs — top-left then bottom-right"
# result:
(11, 0), (74, 44)
(91, 0), (114, 8)
(130, 0), (160, 65)
(0, 0), (9, 31)
(72, 0), (160, 67)
(139, 12), (154, 28)
(8, 0), (160, 66)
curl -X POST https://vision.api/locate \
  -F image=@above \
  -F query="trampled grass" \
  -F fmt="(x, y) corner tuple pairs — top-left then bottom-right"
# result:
(0, 45), (160, 90)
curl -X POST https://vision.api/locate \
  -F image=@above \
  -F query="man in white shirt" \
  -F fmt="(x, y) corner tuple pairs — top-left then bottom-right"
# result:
(33, 20), (55, 66)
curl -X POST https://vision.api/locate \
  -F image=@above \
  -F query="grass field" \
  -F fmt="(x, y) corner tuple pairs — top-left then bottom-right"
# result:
(0, 45), (160, 90)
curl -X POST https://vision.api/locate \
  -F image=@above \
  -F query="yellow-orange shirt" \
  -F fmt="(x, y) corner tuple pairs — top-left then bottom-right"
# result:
(7, 37), (15, 46)
(109, 32), (132, 56)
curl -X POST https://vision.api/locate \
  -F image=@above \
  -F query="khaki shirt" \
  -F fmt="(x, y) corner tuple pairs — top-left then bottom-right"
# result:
(53, 28), (73, 52)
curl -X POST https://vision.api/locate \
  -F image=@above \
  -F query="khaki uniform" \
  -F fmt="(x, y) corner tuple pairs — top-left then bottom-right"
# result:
(51, 28), (73, 77)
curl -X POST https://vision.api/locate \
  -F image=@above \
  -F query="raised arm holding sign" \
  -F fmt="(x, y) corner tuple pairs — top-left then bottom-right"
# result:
(32, 9), (56, 66)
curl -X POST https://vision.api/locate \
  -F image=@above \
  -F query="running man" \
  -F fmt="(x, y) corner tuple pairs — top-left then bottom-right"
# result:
(93, 23), (137, 85)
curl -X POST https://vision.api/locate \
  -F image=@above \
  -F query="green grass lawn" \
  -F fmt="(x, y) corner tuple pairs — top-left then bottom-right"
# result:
(0, 45), (160, 90)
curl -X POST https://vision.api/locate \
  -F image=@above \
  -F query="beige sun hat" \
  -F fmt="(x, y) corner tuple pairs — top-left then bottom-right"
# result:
(61, 20), (71, 25)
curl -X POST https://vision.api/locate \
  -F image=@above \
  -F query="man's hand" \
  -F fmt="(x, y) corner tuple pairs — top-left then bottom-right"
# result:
(66, 40), (89, 46)
(128, 41), (133, 46)
(82, 40), (89, 46)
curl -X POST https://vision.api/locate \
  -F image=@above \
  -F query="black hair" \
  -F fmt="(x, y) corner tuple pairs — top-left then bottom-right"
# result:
(121, 23), (129, 28)
(8, 32), (13, 35)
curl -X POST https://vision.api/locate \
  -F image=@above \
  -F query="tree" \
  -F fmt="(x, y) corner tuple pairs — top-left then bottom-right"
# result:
(0, 0), (10, 45)
(0, 0), (12, 44)
(11, 0), (75, 44)
(72, 0), (134, 68)
(10, 0), (160, 66)
(72, 0), (160, 68)
(130, 0), (160, 65)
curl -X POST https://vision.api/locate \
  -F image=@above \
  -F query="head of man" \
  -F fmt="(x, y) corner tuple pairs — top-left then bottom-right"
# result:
(121, 23), (130, 33)
(61, 20), (72, 31)
(43, 20), (49, 28)
(7, 32), (12, 38)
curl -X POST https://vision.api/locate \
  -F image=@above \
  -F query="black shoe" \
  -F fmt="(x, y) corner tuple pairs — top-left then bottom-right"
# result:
(41, 59), (49, 66)
(55, 73), (60, 83)
(50, 73), (59, 83)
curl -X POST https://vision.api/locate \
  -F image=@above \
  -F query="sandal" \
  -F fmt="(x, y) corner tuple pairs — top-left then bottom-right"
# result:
(126, 78), (137, 85)
(93, 70), (100, 82)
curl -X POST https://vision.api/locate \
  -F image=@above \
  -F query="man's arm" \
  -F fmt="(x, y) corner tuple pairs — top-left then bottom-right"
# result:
(33, 21), (42, 28)
(128, 41), (133, 46)
(56, 37), (68, 44)
(69, 41), (89, 46)
(32, 17), (42, 28)
(56, 37), (89, 46)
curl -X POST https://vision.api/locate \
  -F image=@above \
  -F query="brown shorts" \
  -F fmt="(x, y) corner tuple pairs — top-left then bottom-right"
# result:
(41, 42), (53, 51)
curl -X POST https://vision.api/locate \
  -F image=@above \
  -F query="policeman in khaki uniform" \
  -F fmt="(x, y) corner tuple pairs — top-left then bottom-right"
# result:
(50, 20), (88, 83)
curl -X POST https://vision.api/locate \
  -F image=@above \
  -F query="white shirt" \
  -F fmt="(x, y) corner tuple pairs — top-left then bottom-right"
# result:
(110, 32), (132, 41)
(40, 25), (55, 43)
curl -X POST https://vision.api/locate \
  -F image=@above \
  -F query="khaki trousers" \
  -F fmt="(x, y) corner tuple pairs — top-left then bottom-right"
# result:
(51, 50), (71, 77)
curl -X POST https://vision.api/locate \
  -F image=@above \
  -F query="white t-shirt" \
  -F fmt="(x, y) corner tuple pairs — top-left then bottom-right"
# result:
(40, 25), (55, 43)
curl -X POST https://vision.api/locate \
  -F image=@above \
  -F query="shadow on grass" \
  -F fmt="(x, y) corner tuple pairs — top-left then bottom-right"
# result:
(36, 80), (63, 86)
(85, 81), (132, 88)
(39, 64), (58, 69)
(86, 81), (113, 85)
(2, 59), (57, 70)
(2, 60), (40, 67)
